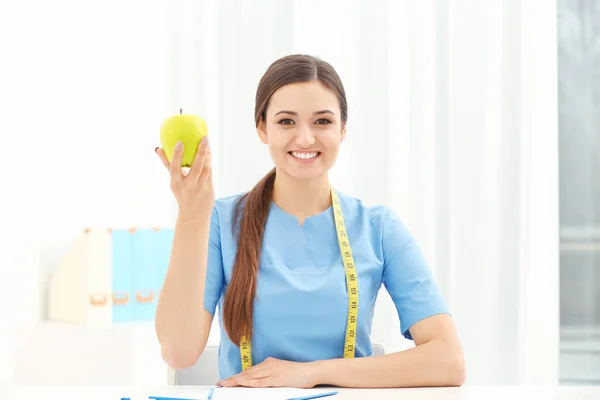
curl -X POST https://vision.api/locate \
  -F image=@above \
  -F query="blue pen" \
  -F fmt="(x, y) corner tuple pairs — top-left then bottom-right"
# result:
(207, 387), (215, 400)
(286, 391), (339, 400)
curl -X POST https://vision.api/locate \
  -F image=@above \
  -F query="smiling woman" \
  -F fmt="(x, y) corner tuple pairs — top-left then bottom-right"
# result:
(154, 54), (465, 389)
(256, 73), (347, 185)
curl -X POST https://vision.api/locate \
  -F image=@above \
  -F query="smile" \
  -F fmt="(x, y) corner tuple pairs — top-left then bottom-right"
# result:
(289, 151), (320, 160)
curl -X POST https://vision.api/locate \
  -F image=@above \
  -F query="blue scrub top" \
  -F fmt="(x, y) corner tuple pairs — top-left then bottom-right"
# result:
(204, 190), (449, 380)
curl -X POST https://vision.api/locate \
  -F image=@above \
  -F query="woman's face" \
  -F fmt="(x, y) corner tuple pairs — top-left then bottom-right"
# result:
(257, 80), (346, 181)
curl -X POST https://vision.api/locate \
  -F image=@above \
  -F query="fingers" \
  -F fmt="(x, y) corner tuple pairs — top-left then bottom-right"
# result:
(237, 370), (270, 381)
(219, 375), (271, 388)
(187, 136), (210, 182)
(236, 377), (274, 388)
(217, 376), (239, 387)
(169, 141), (184, 182)
(199, 141), (212, 183)
(218, 364), (266, 387)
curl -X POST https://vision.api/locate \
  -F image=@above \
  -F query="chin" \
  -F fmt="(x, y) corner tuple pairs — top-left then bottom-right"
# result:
(281, 167), (328, 181)
(291, 172), (326, 181)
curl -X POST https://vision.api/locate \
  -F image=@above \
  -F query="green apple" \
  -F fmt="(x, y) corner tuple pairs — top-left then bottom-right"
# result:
(160, 109), (208, 167)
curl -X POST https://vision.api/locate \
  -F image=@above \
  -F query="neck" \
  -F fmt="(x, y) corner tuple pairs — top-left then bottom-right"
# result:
(272, 170), (332, 224)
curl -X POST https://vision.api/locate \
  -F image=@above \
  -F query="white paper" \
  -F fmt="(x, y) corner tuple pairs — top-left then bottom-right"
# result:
(156, 387), (338, 400)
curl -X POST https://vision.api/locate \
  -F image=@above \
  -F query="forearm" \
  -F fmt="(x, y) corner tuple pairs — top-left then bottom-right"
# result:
(155, 214), (211, 363)
(313, 340), (465, 388)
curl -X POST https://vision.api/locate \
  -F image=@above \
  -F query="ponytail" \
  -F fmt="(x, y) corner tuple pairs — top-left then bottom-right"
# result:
(222, 168), (276, 345)
(225, 53), (348, 346)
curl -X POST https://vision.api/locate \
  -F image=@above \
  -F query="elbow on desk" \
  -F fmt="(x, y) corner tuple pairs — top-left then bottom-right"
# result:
(160, 342), (205, 370)
(155, 320), (209, 370)
(446, 349), (467, 387)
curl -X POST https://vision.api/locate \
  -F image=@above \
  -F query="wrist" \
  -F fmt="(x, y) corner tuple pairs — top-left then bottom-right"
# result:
(309, 359), (332, 387)
(175, 211), (211, 229)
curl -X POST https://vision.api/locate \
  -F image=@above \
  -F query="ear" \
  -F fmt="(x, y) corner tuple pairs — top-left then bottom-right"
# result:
(257, 119), (268, 144)
(340, 123), (347, 143)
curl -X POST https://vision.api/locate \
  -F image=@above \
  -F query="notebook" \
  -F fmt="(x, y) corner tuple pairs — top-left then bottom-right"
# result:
(147, 387), (338, 400)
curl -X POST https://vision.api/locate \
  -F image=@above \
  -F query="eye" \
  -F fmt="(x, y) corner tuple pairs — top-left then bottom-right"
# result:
(278, 118), (295, 125)
(315, 118), (332, 125)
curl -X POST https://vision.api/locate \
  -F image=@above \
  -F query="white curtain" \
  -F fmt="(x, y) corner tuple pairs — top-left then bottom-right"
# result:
(0, 0), (558, 386)
(170, 0), (560, 385)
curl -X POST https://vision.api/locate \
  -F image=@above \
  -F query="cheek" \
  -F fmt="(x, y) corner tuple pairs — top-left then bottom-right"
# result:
(267, 138), (289, 161)
(321, 131), (343, 149)
(267, 136), (286, 152)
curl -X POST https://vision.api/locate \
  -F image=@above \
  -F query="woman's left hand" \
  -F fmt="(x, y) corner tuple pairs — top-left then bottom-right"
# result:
(216, 357), (321, 389)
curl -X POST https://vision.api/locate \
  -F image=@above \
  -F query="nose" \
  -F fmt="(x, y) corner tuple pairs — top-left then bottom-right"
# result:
(295, 124), (316, 146)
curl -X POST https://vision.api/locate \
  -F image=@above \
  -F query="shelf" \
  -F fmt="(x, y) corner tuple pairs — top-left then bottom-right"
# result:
(561, 325), (600, 337)
(560, 226), (600, 241)
(14, 319), (221, 385)
(560, 242), (600, 252)
(560, 325), (600, 383)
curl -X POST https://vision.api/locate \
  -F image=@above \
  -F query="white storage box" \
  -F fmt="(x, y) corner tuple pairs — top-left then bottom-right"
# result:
(48, 227), (174, 327)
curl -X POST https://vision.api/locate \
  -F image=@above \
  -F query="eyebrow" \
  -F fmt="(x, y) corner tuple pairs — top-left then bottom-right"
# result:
(274, 109), (336, 116)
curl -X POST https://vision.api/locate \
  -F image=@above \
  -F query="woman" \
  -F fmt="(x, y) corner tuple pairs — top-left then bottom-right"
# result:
(155, 54), (465, 389)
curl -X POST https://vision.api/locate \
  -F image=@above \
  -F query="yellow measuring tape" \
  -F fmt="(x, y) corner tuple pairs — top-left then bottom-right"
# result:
(239, 188), (359, 370)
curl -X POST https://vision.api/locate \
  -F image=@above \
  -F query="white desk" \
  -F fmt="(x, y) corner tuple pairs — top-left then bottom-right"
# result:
(2, 385), (600, 400)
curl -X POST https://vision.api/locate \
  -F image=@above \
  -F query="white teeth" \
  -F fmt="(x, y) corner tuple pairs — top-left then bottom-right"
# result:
(291, 151), (318, 159)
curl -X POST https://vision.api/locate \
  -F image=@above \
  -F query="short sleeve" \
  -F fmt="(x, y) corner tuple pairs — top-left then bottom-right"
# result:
(381, 208), (450, 340)
(204, 206), (225, 317)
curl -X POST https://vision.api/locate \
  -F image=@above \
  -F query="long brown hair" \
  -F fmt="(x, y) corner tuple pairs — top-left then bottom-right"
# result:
(222, 54), (349, 345)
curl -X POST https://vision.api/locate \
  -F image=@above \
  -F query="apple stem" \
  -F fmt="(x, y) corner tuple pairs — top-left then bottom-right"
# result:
(180, 108), (182, 114)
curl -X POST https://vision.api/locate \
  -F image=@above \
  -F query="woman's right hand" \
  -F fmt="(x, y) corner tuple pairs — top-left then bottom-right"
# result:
(155, 137), (215, 223)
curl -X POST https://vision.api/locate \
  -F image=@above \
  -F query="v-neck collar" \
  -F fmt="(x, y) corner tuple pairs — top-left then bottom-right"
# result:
(269, 200), (334, 229)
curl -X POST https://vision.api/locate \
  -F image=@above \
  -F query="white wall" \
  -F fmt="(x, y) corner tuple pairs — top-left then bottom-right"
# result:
(0, 0), (176, 382)
(0, 0), (559, 386)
